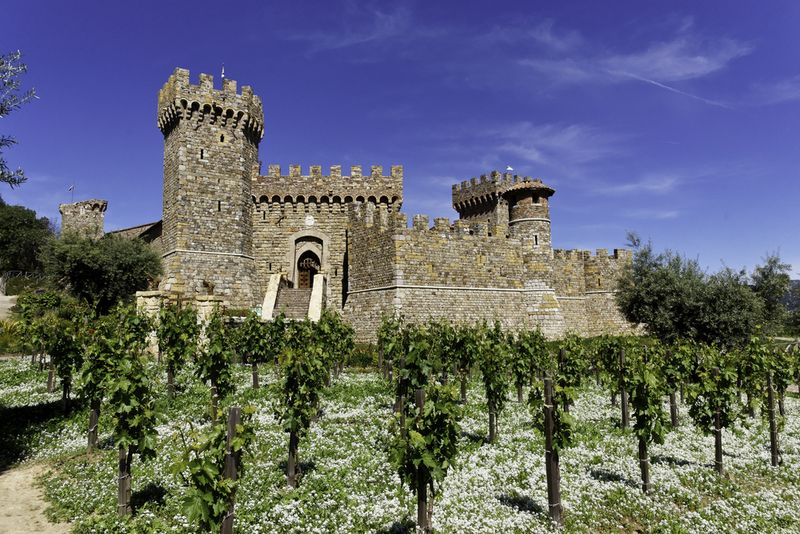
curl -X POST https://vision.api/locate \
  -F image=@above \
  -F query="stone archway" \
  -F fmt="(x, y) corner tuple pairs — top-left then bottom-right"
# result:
(286, 229), (330, 288)
(297, 250), (320, 289)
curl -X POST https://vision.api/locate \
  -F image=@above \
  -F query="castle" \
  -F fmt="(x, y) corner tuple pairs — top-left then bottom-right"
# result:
(59, 68), (635, 341)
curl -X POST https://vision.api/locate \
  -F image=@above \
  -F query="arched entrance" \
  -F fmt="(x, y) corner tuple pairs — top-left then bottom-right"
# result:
(297, 250), (320, 289)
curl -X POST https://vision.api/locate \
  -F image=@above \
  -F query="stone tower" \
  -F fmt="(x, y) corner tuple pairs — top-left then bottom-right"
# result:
(504, 178), (554, 248)
(59, 199), (107, 239)
(452, 171), (555, 249)
(156, 68), (264, 307)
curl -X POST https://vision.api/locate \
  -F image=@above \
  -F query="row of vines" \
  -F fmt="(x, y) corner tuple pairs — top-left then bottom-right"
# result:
(5, 291), (800, 532)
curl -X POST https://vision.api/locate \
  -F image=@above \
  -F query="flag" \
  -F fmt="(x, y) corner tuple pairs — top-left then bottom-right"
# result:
(67, 184), (74, 192)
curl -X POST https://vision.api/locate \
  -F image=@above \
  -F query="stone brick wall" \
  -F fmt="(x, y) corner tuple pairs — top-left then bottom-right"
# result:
(251, 165), (403, 309)
(344, 204), (634, 341)
(59, 199), (107, 238)
(157, 68), (262, 308)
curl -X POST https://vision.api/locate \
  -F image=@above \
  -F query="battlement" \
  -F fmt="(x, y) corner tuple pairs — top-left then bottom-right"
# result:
(253, 164), (403, 207)
(349, 203), (519, 241)
(157, 68), (264, 139)
(552, 248), (631, 261)
(59, 199), (108, 239)
(452, 170), (553, 207)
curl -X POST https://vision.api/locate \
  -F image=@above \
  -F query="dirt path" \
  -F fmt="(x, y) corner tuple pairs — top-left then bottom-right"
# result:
(0, 463), (70, 533)
(0, 295), (16, 320)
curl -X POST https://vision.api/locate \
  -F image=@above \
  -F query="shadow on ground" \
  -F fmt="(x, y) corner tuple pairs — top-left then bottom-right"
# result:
(0, 400), (78, 474)
(375, 518), (415, 534)
(589, 468), (639, 488)
(498, 493), (546, 516)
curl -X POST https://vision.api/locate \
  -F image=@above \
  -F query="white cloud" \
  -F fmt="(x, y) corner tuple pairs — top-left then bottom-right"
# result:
(517, 23), (750, 106)
(601, 37), (751, 83)
(598, 173), (681, 195)
(749, 75), (800, 105)
(490, 122), (624, 169)
(622, 208), (680, 220)
(287, 4), (413, 55)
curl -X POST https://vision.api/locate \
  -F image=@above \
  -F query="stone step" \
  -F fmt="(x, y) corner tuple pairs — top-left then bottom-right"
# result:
(273, 288), (312, 320)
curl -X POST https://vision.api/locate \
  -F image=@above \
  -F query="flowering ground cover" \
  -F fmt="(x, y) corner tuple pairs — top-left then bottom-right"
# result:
(1, 356), (799, 533)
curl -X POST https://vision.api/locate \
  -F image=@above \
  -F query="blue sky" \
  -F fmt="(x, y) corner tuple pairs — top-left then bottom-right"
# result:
(3, 0), (799, 275)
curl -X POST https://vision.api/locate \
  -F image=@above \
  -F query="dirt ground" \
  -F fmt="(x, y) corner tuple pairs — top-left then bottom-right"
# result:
(0, 295), (16, 321)
(0, 463), (69, 534)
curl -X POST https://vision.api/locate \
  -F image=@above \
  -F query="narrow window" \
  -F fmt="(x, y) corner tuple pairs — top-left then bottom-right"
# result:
(220, 134), (225, 142)
(334, 267), (338, 277)
(200, 149), (204, 159)
(262, 211), (266, 220)
(534, 234), (539, 246)
(217, 201), (221, 212)
(269, 262), (272, 271)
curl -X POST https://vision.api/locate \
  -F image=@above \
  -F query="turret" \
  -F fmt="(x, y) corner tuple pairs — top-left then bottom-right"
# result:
(156, 68), (263, 306)
(59, 199), (107, 239)
(452, 171), (555, 249)
(502, 177), (554, 249)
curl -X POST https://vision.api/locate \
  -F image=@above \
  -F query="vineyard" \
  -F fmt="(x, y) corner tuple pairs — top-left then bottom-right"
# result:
(1, 297), (800, 533)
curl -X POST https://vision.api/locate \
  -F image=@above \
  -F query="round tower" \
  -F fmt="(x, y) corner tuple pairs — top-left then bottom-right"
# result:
(156, 68), (264, 307)
(502, 177), (555, 249)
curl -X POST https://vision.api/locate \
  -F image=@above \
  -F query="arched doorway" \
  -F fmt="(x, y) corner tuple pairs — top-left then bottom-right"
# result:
(297, 250), (321, 289)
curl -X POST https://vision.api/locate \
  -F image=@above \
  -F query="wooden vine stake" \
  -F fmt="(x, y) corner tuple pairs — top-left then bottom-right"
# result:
(619, 348), (629, 429)
(712, 366), (724, 475)
(638, 352), (651, 493)
(221, 406), (241, 534)
(117, 446), (132, 516)
(767, 372), (781, 467)
(543, 377), (563, 527)
(87, 400), (100, 450)
(415, 388), (430, 533)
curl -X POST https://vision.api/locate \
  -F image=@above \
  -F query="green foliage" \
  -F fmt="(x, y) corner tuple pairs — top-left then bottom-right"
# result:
(751, 254), (792, 335)
(617, 238), (762, 349)
(317, 308), (355, 369)
(95, 305), (158, 455)
(513, 328), (548, 384)
(274, 320), (330, 436)
(1, 50), (36, 187)
(40, 233), (162, 314)
(195, 311), (235, 401)
(157, 303), (199, 374)
(176, 405), (256, 532)
(699, 268), (763, 349)
(626, 341), (670, 446)
(477, 322), (511, 415)
(389, 382), (462, 492)
(15, 290), (71, 354)
(378, 314), (404, 370)
(686, 345), (741, 433)
(529, 336), (584, 454)
(0, 201), (53, 273)
(41, 302), (89, 392)
(616, 239), (706, 344)
(232, 311), (264, 364)
(0, 318), (22, 353)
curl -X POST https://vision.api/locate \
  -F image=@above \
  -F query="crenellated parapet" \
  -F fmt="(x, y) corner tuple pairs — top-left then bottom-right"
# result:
(452, 170), (554, 215)
(157, 68), (264, 143)
(59, 199), (108, 239)
(252, 164), (403, 210)
(552, 248), (632, 295)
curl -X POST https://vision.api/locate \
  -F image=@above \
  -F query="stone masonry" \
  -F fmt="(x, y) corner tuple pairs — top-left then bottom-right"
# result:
(63, 67), (636, 340)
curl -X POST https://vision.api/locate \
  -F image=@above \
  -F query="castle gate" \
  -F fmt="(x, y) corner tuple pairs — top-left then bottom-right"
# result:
(297, 250), (320, 289)
(287, 230), (329, 289)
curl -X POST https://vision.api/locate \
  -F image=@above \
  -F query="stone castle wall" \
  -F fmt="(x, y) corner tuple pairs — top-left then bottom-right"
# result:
(59, 199), (107, 239)
(251, 165), (402, 308)
(344, 203), (632, 341)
